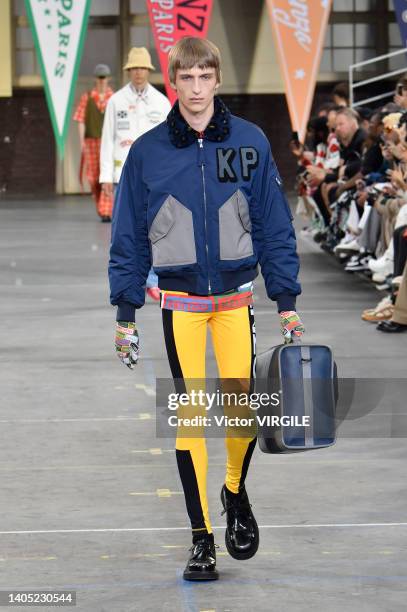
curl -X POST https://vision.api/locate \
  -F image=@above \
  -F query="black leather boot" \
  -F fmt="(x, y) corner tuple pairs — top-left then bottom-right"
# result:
(220, 484), (259, 560)
(183, 537), (219, 581)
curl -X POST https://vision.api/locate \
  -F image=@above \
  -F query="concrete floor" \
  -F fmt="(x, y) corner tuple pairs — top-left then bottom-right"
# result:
(0, 196), (406, 612)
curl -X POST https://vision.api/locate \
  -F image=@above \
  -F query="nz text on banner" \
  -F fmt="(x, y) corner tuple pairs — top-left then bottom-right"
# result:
(25, 0), (91, 158)
(266, 0), (332, 143)
(147, 0), (214, 105)
(393, 0), (407, 46)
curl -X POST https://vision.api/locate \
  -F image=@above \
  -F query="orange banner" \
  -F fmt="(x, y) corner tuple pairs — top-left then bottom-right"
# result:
(266, 0), (332, 143)
(147, 0), (213, 105)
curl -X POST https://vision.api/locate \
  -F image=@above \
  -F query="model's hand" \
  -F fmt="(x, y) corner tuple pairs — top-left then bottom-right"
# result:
(279, 311), (305, 344)
(115, 322), (139, 369)
(102, 182), (114, 197)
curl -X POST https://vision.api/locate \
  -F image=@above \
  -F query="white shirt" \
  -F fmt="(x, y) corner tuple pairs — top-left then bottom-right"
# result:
(99, 82), (171, 184)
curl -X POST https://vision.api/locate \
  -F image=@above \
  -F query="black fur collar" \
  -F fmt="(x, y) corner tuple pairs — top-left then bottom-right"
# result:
(167, 96), (231, 148)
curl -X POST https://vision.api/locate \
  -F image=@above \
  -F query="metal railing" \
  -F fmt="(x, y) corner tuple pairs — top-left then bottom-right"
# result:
(349, 48), (407, 108)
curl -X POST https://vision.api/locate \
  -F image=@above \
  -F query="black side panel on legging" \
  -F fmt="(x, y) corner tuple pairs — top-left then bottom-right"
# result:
(162, 308), (186, 393)
(176, 449), (208, 534)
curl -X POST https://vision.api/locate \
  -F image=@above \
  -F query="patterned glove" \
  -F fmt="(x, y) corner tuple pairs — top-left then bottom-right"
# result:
(279, 311), (305, 344)
(115, 321), (139, 369)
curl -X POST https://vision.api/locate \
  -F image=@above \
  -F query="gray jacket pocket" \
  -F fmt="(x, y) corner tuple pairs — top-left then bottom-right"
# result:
(149, 195), (197, 267)
(219, 189), (254, 260)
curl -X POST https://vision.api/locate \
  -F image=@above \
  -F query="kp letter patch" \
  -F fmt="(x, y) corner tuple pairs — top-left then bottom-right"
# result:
(217, 147), (259, 183)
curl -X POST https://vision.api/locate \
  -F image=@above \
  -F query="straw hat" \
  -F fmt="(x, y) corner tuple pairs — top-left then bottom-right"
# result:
(123, 47), (155, 71)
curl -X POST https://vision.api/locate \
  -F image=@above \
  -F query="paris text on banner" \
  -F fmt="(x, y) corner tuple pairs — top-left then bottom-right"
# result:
(25, 0), (91, 157)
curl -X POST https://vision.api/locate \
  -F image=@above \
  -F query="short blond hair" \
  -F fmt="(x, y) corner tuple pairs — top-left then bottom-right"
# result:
(168, 37), (221, 85)
(336, 107), (360, 124)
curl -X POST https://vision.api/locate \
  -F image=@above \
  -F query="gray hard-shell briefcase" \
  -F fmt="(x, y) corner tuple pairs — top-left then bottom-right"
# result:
(255, 340), (338, 453)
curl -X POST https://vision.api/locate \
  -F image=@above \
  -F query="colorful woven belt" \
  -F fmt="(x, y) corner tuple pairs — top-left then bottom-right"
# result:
(160, 289), (253, 313)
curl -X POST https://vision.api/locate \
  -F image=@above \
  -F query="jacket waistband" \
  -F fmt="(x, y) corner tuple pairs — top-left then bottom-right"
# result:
(158, 268), (259, 294)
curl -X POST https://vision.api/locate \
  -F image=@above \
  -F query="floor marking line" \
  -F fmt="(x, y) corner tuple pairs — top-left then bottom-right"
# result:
(0, 522), (406, 535)
(0, 463), (230, 472)
(0, 416), (154, 423)
(0, 457), (400, 472)
(255, 309), (363, 315)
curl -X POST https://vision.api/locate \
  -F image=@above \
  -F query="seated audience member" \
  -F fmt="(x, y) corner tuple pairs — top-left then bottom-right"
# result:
(329, 108), (367, 198)
(291, 113), (341, 233)
(341, 113), (406, 263)
(295, 84), (407, 337)
(309, 108), (366, 228)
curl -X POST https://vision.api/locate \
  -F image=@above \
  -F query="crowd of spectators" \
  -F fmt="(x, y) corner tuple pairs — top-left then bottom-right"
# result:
(291, 80), (407, 334)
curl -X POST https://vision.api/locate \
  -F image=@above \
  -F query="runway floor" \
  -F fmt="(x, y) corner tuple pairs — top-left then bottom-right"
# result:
(0, 196), (406, 612)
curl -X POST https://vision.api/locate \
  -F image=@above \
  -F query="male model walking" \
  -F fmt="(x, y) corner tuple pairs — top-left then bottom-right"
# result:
(101, 47), (171, 298)
(109, 37), (304, 580)
(73, 63), (114, 221)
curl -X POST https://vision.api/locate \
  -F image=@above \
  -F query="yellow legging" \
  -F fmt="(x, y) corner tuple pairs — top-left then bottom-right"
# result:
(162, 304), (257, 538)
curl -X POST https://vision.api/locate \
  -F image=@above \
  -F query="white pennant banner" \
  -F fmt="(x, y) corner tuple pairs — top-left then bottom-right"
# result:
(25, 0), (91, 157)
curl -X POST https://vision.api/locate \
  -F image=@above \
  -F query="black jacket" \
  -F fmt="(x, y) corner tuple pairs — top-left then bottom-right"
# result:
(341, 127), (366, 178)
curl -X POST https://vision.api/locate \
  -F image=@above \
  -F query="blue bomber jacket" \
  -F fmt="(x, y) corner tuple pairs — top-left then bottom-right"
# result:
(109, 97), (301, 321)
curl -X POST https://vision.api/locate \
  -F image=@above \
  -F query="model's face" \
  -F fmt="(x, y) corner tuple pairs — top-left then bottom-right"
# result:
(173, 65), (219, 115)
(129, 67), (149, 90)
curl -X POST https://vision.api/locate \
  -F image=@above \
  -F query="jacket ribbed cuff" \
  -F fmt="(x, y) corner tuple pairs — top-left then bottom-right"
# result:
(116, 301), (136, 322)
(275, 293), (296, 313)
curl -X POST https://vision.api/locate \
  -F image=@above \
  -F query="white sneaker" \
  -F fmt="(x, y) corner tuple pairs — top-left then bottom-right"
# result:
(345, 255), (371, 272)
(368, 255), (394, 276)
(333, 237), (347, 254)
(334, 238), (361, 253)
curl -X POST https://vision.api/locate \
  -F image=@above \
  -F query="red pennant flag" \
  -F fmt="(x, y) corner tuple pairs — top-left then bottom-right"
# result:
(147, 0), (214, 105)
(266, 0), (332, 143)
